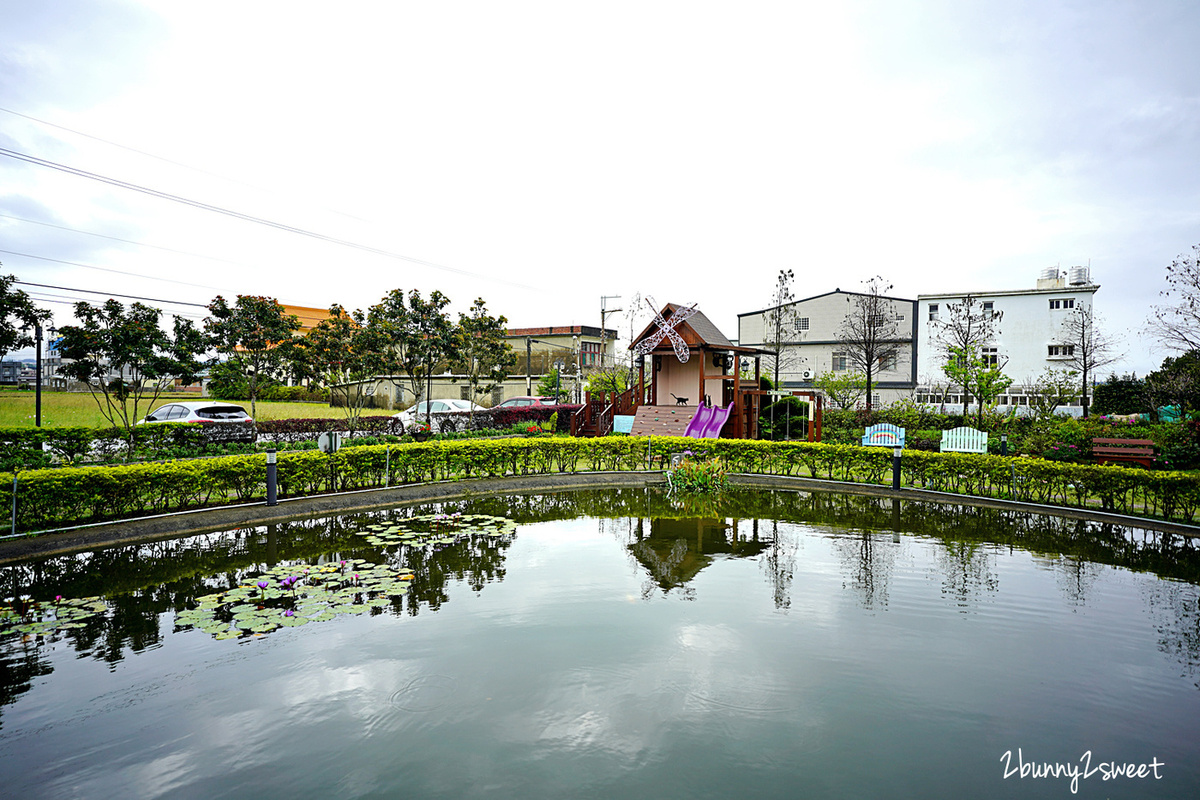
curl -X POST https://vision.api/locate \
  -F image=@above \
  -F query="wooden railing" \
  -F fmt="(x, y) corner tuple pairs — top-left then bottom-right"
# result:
(570, 385), (645, 436)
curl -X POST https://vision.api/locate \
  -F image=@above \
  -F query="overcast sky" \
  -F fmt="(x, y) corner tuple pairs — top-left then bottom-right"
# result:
(2, 0), (1197, 375)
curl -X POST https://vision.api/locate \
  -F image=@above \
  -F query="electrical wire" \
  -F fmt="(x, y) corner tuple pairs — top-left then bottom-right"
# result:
(0, 146), (536, 290)
(15, 280), (208, 308)
(0, 105), (374, 224)
(0, 212), (250, 269)
(0, 248), (224, 292)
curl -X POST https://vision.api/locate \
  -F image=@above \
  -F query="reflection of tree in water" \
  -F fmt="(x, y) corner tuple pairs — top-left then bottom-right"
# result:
(386, 533), (514, 615)
(0, 637), (52, 731)
(759, 519), (798, 611)
(935, 540), (999, 611)
(832, 530), (897, 610)
(1052, 555), (1100, 607)
(619, 515), (770, 600)
(1144, 578), (1200, 688)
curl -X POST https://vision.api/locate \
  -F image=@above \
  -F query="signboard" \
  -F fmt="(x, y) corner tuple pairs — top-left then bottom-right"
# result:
(613, 415), (635, 434)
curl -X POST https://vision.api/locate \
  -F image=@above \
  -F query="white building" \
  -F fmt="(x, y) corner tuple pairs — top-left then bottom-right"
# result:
(737, 288), (918, 406)
(915, 267), (1100, 415)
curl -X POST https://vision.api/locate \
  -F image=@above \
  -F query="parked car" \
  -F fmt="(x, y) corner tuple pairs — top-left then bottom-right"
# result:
(493, 396), (557, 409)
(139, 401), (253, 424)
(395, 399), (487, 432)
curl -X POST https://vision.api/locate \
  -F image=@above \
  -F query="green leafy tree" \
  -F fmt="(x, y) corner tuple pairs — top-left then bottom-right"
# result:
(204, 295), (301, 419)
(1146, 351), (1200, 418)
(370, 289), (453, 427)
(539, 368), (570, 403)
(0, 272), (48, 361)
(56, 300), (205, 452)
(1090, 373), (1150, 416)
(301, 305), (378, 432)
(930, 295), (1003, 415)
(942, 345), (1013, 426)
(453, 298), (513, 421)
(1020, 368), (1079, 419)
(814, 370), (866, 410)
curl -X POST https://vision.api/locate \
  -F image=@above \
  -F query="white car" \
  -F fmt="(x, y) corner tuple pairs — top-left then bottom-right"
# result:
(140, 401), (253, 424)
(394, 399), (487, 432)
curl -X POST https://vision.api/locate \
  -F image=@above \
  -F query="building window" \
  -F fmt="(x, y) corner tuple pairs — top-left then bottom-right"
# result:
(1048, 344), (1075, 357)
(928, 303), (939, 321)
(981, 346), (998, 367)
(460, 385), (471, 400)
(580, 341), (601, 366)
(1049, 298), (1075, 310)
(877, 353), (897, 371)
(794, 317), (809, 332)
(982, 301), (995, 315)
(832, 352), (847, 372)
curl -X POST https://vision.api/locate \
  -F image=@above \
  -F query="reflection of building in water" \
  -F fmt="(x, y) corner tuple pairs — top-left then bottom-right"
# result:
(627, 517), (771, 596)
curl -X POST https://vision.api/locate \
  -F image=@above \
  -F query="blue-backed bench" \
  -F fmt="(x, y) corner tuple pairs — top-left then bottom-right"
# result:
(862, 423), (905, 448)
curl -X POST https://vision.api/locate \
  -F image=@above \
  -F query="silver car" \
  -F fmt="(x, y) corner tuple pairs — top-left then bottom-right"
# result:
(394, 399), (486, 432)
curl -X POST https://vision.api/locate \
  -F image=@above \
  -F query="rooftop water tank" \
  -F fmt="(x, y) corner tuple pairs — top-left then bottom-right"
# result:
(1068, 266), (1090, 285)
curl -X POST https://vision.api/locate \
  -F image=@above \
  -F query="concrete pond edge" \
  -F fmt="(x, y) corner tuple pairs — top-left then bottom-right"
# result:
(1, 470), (1196, 563)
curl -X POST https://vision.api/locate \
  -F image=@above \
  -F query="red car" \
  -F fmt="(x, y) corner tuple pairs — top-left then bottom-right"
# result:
(493, 396), (557, 409)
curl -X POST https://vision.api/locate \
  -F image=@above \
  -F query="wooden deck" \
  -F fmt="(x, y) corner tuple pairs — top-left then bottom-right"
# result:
(629, 404), (697, 437)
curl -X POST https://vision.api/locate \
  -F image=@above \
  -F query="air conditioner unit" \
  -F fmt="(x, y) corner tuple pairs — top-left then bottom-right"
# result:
(802, 370), (814, 380)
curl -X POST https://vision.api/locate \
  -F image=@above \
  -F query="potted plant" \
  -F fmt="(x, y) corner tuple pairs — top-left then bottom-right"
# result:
(410, 421), (433, 442)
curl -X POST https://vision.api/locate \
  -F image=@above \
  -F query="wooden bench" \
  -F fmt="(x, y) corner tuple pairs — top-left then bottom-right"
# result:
(862, 423), (905, 448)
(1092, 437), (1156, 468)
(940, 426), (988, 454)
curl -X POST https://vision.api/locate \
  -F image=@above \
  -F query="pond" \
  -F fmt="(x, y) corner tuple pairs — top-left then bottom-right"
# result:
(1, 488), (1198, 798)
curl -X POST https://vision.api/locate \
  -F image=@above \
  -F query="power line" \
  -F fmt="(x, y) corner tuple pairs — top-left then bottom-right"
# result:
(0, 146), (535, 290)
(0, 105), (375, 225)
(15, 280), (209, 308)
(0, 212), (249, 269)
(0, 248), (224, 292)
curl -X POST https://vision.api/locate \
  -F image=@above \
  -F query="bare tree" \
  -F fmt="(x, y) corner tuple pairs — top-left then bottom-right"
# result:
(930, 295), (1002, 415)
(763, 269), (803, 389)
(1150, 243), (1200, 352)
(838, 276), (903, 414)
(1059, 305), (1122, 417)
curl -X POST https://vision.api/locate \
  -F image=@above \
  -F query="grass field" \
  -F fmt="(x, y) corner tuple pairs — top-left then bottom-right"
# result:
(0, 389), (352, 428)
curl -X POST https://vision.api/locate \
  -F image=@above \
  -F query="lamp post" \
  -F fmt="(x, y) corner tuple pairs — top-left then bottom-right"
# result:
(23, 319), (51, 428)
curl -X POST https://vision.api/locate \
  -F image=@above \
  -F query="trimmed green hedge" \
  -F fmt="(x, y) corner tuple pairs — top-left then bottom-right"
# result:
(4, 437), (1200, 533)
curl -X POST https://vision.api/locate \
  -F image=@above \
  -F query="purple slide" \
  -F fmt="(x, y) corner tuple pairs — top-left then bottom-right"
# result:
(684, 401), (733, 438)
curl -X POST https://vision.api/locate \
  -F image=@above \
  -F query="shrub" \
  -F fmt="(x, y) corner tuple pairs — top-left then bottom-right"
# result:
(668, 457), (728, 492)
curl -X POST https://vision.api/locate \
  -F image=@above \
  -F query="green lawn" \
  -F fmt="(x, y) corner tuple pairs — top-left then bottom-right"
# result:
(0, 389), (351, 428)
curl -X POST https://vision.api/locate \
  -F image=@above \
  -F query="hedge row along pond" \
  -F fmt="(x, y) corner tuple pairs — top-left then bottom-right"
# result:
(4, 437), (1200, 532)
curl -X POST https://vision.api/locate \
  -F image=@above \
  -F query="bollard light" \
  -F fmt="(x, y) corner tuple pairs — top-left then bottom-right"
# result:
(892, 446), (902, 491)
(266, 447), (278, 506)
(1001, 433), (1008, 457)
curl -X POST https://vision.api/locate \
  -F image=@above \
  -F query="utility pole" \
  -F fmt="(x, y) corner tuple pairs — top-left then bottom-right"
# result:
(600, 295), (622, 370)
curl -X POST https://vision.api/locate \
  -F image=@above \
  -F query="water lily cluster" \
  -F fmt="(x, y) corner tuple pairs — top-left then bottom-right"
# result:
(358, 513), (517, 547)
(175, 559), (416, 640)
(0, 595), (108, 638)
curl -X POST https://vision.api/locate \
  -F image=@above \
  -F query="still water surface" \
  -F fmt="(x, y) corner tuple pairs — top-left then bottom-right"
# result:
(0, 489), (1198, 798)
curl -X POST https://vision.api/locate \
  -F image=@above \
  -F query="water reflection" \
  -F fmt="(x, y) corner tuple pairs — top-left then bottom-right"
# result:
(2, 487), (1200, 735)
